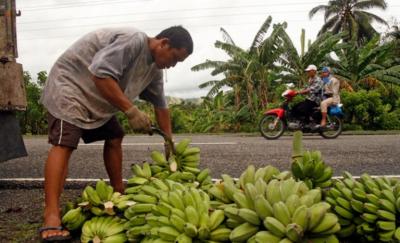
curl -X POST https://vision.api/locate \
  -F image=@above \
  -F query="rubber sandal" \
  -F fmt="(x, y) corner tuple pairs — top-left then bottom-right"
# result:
(39, 226), (71, 242)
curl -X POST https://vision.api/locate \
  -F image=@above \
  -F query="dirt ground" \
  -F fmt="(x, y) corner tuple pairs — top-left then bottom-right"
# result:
(0, 189), (81, 243)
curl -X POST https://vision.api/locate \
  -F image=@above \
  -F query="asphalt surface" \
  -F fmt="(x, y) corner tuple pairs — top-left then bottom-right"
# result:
(0, 133), (399, 242)
(0, 134), (399, 180)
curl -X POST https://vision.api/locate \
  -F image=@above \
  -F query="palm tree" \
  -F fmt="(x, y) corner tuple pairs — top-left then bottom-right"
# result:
(309, 0), (388, 44)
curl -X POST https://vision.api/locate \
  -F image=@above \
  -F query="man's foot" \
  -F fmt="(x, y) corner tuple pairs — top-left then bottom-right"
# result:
(39, 226), (71, 242)
(40, 213), (70, 241)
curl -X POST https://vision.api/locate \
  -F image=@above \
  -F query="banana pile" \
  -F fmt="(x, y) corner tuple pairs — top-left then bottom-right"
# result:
(216, 165), (340, 242)
(60, 131), (400, 242)
(81, 216), (127, 243)
(326, 171), (400, 242)
(208, 165), (283, 205)
(62, 179), (135, 231)
(291, 132), (333, 189)
(123, 179), (232, 242)
(125, 139), (212, 194)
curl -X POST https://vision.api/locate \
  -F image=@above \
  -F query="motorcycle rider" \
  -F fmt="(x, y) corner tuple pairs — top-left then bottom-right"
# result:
(319, 67), (341, 127)
(292, 64), (323, 126)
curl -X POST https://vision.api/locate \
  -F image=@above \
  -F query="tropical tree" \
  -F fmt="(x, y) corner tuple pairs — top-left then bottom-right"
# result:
(326, 35), (400, 90)
(191, 16), (286, 115)
(388, 25), (400, 40)
(309, 0), (388, 44)
(278, 30), (345, 87)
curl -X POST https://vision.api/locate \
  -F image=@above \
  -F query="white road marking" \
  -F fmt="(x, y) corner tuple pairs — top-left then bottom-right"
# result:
(2, 174), (400, 183)
(79, 142), (237, 146)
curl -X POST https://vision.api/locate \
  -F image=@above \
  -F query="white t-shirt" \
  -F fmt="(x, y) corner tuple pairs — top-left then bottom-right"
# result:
(40, 27), (167, 129)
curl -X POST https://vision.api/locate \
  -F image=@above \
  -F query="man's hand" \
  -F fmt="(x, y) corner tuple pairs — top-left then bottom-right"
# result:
(124, 106), (152, 133)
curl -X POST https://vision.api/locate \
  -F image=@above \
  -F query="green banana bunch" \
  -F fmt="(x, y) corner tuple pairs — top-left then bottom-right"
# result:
(325, 172), (361, 239)
(80, 181), (125, 216)
(126, 162), (155, 190)
(62, 207), (88, 231)
(223, 172), (340, 242)
(95, 179), (113, 202)
(81, 216), (127, 243)
(124, 180), (232, 242)
(327, 171), (400, 242)
(291, 132), (333, 189)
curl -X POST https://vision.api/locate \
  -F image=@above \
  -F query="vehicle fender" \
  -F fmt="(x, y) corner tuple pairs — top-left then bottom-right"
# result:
(264, 108), (285, 119)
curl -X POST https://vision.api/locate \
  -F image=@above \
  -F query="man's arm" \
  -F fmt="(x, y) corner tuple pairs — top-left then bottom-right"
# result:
(93, 75), (152, 132)
(92, 75), (132, 112)
(154, 107), (172, 139)
(298, 89), (310, 95)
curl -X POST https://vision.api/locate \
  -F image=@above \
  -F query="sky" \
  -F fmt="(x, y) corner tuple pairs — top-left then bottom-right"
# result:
(15, 0), (400, 98)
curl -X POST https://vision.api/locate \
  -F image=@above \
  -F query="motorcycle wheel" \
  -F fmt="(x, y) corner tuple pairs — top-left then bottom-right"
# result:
(319, 115), (343, 139)
(259, 114), (285, 139)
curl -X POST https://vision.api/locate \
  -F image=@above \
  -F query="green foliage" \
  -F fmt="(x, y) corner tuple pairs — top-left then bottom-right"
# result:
(341, 90), (400, 130)
(192, 16), (286, 118)
(169, 105), (192, 132)
(17, 71), (47, 135)
(327, 36), (400, 91)
(378, 110), (400, 130)
(279, 31), (345, 87)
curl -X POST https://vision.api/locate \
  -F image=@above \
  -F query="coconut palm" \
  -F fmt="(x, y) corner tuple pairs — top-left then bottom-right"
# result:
(309, 0), (388, 44)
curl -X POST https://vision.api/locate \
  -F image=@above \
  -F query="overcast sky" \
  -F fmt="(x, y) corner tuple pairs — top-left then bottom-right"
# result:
(15, 0), (399, 98)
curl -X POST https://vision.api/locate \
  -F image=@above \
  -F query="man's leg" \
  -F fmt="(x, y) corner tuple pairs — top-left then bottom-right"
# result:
(42, 145), (74, 239)
(103, 137), (124, 193)
(320, 98), (333, 127)
(304, 99), (318, 123)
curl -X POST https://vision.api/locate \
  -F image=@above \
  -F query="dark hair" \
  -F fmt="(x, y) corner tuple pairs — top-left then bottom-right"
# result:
(156, 26), (193, 54)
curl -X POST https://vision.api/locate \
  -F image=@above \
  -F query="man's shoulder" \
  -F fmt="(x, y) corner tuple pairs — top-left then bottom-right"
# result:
(330, 76), (340, 82)
(92, 27), (148, 41)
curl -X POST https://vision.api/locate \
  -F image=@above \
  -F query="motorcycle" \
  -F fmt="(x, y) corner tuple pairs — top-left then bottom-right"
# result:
(259, 83), (343, 139)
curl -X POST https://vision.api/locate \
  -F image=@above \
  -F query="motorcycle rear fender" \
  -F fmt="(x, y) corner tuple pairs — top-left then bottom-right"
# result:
(264, 108), (285, 119)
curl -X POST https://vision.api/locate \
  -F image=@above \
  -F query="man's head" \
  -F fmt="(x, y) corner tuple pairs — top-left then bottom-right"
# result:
(305, 64), (317, 78)
(321, 66), (331, 78)
(150, 26), (193, 69)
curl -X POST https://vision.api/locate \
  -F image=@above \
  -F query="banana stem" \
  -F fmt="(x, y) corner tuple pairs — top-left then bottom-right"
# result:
(292, 131), (303, 160)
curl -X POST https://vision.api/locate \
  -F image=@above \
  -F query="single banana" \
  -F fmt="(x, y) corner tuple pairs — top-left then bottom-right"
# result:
(254, 231), (281, 243)
(237, 208), (261, 225)
(273, 201), (291, 226)
(209, 209), (225, 231)
(254, 195), (274, 219)
(292, 205), (309, 230)
(229, 222), (259, 242)
(263, 217), (286, 238)
(311, 213), (339, 234)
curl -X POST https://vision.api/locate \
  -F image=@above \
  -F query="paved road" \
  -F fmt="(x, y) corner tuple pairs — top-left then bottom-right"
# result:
(0, 134), (399, 179)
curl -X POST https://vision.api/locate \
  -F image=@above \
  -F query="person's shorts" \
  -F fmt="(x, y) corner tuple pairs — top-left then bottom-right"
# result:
(47, 113), (125, 149)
